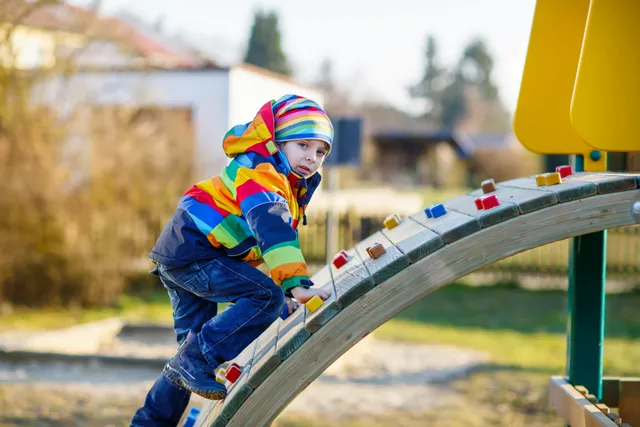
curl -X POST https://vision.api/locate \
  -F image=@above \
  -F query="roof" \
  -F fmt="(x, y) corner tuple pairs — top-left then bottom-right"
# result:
(1, 1), (208, 68)
(372, 129), (516, 159)
(373, 129), (472, 158)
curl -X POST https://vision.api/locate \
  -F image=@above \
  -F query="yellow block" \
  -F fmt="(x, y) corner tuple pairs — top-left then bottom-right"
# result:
(570, 0), (640, 152)
(544, 172), (562, 186)
(383, 214), (400, 230)
(513, 0), (606, 171)
(305, 295), (324, 313)
(216, 369), (226, 384)
(535, 173), (562, 186)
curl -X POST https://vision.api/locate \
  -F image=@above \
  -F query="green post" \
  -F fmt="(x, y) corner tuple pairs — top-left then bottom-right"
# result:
(565, 153), (607, 399)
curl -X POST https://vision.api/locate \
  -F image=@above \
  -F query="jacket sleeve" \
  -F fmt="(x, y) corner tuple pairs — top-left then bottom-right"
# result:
(235, 162), (312, 293)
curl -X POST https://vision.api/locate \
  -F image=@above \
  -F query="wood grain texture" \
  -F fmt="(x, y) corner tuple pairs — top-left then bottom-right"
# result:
(355, 231), (409, 284)
(274, 305), (309, 361)
(468, 185), (558, 214)
(225, 189), (640, 427)
(618, 380), (640, 425)
(212, 340), (258, 423)
(548, 376), (619, 427)
(410, 208), (480, 244)
(501, 176), (597, 203)
(444, 193), (521, 228)
(196, 401), (221, 427)
(219, 373), (253, 421)
(381, 217), (444, 263)
(564, 172), (639, 194)
(330, 248), (375, 308)
(246, 319), (281, 389)
(304, 266), (339, 334)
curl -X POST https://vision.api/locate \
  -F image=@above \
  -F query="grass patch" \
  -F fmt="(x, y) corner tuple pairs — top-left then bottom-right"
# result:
(276, 282), (640, 426)
(5, 280), (640, 426)
(373, 282), (640, 376)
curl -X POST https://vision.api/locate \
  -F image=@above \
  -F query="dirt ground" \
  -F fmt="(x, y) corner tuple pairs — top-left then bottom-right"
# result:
(0, 325), (488, 426)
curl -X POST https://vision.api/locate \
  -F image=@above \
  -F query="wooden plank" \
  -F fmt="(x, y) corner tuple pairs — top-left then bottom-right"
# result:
(381, 216), (444, 263)
(226, 190), (640, 427)
(275, 306), (309, 361)
(564, 172), (639, 194)
(548, 376), (587, 427)
(219, 372), (253, 421)
(444, 193), (520, 228)
(204, 404), (228, 427)
(501, 176), (597, 203)
(469, 185), (558, 214)
(194, 401), (219, 427)
(410, 207), (480, 244)
(330, 248), (375, 308)
(584, 405), (619, 427)
(548, 376), (619, 427)
(619, 379), (640, 426)
(210, 417), (228, 427)
(304, 265), (339, 334)
(602, 377), (621, 407)
(355, 231), (409, 285)
(246, 319), (281, 389)
(214, 340), (258, 423)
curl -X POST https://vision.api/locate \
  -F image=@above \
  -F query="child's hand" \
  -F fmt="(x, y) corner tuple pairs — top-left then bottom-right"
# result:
(284, 296), (299, 315)
(290, 286), (331, 305)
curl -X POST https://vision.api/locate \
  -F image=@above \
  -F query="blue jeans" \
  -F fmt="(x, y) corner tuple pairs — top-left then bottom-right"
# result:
(131, 256), (285, 426)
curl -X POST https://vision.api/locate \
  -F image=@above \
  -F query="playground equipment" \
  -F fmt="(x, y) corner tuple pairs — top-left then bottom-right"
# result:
(186, 172), (640, 427)
(181, 1), (640, 425)
(513, 0), (640, 424)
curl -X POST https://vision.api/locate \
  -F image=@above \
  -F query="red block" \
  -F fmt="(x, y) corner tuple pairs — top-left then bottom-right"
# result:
(555, 165), (573, 178)
(225, 363), (242, 383)
(481, 194), (500, 210)
(332, 252), (348, 268)
(474, 197), (484, 210)
(339, 250), (348, 258)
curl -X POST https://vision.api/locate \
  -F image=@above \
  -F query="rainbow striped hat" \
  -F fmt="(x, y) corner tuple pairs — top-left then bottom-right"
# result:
(272, 94), (334, 150)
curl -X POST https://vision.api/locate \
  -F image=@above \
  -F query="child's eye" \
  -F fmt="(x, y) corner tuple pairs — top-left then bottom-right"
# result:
(298, 142), (308, 148)
(317, 150), (326, 157)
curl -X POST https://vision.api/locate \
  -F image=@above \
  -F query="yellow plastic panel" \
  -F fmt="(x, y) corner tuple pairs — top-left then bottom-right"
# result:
(513, 0), (606, 171)
(571, 0), (640, 152)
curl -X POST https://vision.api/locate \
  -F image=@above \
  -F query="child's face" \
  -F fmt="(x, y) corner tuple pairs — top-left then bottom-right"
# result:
(279, 139), (330, 178)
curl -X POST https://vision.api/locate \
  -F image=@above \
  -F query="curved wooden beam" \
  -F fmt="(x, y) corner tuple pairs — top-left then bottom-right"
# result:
(200, 173), (640, 427)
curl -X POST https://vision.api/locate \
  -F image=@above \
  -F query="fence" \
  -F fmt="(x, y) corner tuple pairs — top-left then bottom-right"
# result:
(298, 212), (640, 284)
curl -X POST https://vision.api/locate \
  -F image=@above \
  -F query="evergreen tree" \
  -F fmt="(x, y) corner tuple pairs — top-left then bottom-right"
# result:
(243, 9), (292, 76)
(408, 35), (443, 122)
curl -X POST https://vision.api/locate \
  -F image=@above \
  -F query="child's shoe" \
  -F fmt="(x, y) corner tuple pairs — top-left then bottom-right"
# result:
(162, 331), (227, 400)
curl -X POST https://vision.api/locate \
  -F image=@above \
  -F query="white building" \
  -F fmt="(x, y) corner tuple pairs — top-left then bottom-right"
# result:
(45, 63), (326, 178)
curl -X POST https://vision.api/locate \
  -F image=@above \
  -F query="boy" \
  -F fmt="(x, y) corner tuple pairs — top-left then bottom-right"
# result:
(131, 94), (332, 426)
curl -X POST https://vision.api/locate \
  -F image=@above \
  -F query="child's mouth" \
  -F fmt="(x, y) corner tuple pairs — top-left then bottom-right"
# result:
(298, 166), (311, 175)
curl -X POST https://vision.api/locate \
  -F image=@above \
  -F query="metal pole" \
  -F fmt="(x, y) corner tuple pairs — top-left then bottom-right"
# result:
(565, 153), (607, 399)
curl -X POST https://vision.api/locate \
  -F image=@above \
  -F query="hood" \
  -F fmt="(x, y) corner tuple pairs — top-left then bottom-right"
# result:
(222, 99), (323, 210)
(223, 100), (279, 159)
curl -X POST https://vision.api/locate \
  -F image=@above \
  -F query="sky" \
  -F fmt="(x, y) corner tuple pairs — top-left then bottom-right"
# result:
(69, 0), (537, 114)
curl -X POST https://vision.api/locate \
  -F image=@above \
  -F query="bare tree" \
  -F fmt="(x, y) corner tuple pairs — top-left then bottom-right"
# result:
(0, 0), (194, 307)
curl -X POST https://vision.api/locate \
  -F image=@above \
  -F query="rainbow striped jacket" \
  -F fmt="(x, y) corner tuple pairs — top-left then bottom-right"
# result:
(149, 100), (321, 293)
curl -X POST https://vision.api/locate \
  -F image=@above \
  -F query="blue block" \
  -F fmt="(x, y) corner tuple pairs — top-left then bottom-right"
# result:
(280, 304), (289, 320)
(183, 407), (201, 427)
(425, 207), (434, 218)
(431, 204), (447, 218)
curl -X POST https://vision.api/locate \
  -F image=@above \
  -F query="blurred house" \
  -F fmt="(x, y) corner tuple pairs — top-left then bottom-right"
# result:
(4, 1), (325, 180)
(354, 86), (540, 189)
(0, 0), (207, 70)
(51, 63), (326, 179)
